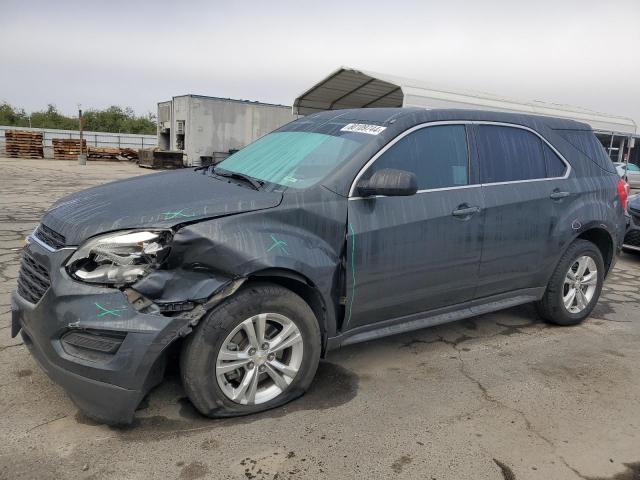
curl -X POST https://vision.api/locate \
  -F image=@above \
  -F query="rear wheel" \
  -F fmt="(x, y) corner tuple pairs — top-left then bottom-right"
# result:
(536, 240), (605, 326)
(180, 283), (321, 417)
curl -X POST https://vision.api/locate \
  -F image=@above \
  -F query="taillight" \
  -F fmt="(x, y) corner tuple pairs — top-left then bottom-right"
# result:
(617, 178), (629, 211)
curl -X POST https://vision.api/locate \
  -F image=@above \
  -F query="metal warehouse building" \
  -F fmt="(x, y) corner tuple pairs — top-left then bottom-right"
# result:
(157, 95), (297, 166)
(294, 67), (639, 164)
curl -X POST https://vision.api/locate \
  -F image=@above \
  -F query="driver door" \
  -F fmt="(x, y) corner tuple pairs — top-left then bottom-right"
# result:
(344, 124), (484, 330)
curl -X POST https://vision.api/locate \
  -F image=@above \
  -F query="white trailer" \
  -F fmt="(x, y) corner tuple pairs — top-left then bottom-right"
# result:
(158, 95), (297, 166)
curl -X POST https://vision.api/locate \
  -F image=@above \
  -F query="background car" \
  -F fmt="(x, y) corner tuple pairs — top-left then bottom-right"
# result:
(614, 162), (640, 189)
(624, 194), (640, 252)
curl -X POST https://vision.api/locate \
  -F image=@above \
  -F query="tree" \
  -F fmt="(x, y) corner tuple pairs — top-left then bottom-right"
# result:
(0, 102), (30, 127)
(30, 104), (77, 130)
(0, 102), (156, 134)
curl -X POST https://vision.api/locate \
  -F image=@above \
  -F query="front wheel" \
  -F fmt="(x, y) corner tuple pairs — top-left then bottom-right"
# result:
(180, 283), (321, 417)
(536, 239), (605, 326)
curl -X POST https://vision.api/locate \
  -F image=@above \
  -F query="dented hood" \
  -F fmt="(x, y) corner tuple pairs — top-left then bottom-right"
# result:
(41, 168), (282, 245)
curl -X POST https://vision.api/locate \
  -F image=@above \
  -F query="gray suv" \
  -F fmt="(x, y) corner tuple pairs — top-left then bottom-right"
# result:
(12, 108), (627, 424)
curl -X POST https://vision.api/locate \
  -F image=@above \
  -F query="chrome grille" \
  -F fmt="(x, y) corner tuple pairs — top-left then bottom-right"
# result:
(16, 250), (51, 304)
(34, 223), (66, 250)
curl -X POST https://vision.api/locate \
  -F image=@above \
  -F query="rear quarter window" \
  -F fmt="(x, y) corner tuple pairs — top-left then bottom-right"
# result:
(554, 129), (616, 173)
(543, 143), (568, 178)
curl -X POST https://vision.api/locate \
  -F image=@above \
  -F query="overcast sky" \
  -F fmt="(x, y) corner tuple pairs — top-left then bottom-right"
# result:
(1, 0), (639, 127)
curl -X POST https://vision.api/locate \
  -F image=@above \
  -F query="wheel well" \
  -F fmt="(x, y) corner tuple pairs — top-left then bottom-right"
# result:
(577, 228), (614, 273)
(245, 270), (328, 353)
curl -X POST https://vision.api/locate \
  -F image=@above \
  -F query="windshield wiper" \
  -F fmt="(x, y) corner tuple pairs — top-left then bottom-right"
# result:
(213, 167), (263, 190)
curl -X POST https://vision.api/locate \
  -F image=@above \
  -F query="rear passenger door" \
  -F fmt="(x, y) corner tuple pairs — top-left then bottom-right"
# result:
(473, 124), (566, 297)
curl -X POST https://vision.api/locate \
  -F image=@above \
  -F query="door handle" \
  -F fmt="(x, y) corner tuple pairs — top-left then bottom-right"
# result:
(550, 190), (570, 200)
(452, 205), (481, 217)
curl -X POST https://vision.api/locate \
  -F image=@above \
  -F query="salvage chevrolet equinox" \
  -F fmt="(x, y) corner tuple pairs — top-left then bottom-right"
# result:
(12, 108), (627, 424)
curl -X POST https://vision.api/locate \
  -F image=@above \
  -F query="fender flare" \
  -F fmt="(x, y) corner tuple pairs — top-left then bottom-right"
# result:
(248, 267), (337, 354)
(552, 221), (617, 280)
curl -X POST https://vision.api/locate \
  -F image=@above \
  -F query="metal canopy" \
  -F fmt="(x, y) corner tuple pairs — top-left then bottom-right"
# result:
(293, 67), (637, 135)
(293, 68), (403, 114)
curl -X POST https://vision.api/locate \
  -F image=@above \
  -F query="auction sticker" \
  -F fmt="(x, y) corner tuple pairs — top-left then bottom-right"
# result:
(340, 123), (387, 135)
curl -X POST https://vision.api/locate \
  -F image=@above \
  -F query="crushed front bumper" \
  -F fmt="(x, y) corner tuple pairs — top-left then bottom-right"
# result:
(11, 239), (193, 425)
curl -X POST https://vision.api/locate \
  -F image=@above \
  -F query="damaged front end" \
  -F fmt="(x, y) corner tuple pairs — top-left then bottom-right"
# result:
(12, 226), (247, 425)
(12, 142), (349, 424)
(64, 227), (243, 315)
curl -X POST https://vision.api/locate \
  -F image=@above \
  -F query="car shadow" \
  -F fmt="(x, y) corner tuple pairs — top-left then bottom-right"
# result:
(95, 302), (548, 438)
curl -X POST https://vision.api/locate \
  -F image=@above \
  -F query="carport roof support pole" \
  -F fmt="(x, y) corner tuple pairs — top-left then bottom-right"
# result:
(608, 134), (615, 159)
(78, 108), (86, 165)
(618, 137), (626, 162)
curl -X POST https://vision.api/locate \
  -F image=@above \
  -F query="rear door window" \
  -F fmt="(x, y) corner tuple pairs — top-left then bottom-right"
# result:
(476, 125), (546, 183)
(364, 125), (470, 190)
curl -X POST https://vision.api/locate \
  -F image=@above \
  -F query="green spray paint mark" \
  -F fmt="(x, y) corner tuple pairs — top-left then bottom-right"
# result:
(162, 209), (195, 220)
(267, 234), (289, 255)
(346, 223), (356, 326)
(95, 303), (127, 318)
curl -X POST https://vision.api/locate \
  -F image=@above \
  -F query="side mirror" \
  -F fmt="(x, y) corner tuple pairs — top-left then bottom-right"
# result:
(356, 168), (418, 197)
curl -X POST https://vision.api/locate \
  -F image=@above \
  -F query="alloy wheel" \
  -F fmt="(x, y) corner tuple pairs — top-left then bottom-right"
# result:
(563, 255), (598, 314)
(215, 313), (304, 405)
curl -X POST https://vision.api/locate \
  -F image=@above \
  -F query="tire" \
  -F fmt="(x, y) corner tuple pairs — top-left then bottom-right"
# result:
(535, 239), (605, 326)
(180, 282), (321, 418)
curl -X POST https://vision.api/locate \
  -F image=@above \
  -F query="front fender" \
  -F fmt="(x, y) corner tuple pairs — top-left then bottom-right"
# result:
(173, 209), (342, 303)
(129, 196), (346, 333)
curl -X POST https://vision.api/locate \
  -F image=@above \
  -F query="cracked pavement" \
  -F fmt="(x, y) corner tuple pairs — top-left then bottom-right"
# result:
(1, 157), (640, 480)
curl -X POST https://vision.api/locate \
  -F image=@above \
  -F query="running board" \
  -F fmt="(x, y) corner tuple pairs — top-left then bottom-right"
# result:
(327, 288), (544, 350)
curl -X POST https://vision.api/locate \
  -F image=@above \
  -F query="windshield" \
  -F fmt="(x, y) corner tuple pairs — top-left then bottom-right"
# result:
(217, 120), (381, 189)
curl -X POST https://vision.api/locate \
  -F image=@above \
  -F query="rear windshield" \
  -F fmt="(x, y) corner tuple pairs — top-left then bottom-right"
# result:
(554, 129), (615, 173)
(218, 119), (382, 189)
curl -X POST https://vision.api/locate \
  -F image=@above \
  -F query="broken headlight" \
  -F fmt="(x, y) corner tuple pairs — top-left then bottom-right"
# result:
(66, 230), (172, 285)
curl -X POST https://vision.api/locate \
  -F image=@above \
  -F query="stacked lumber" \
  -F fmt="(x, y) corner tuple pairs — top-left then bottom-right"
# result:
(87, 146), (120, 160)
(4, 130), (44, 158)
(86, 146), (139, 161)
(119, 148), (138, 161)
(52, 138), (87, 160)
